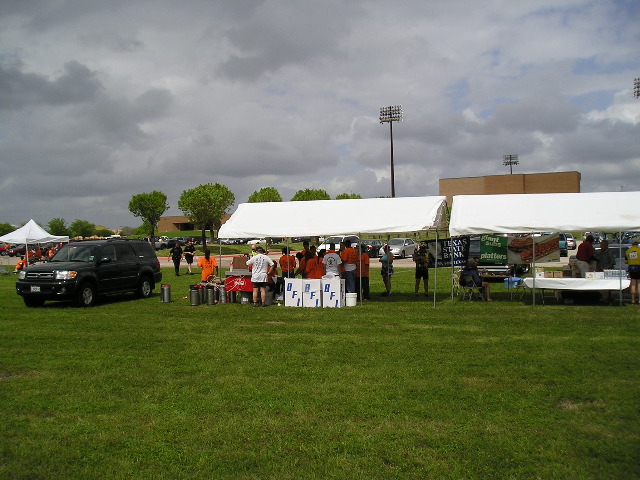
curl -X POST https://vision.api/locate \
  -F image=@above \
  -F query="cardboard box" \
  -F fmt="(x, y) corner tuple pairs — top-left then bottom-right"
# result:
(553, 271), (563, 278)
(231, 256), (248, 270)
(302, 279), (322, 308)
(284, 278), (303, 307)
(322, 277), (345, 308)
(544, 271), (553, 278)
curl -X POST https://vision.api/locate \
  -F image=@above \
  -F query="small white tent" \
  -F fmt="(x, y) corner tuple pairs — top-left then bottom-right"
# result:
(0, 219), (70, 245)
(0, 219), (69, 261)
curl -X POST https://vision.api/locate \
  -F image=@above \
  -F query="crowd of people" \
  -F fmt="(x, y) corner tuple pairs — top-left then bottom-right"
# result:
(10, 243), (62, 273)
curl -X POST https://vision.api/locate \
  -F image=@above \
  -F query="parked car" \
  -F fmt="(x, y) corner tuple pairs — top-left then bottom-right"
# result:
(166, 237), (187, 249)
(361, 239), (383, 258)
(7, 244), (26, 257)
(555, 233), (569, 257)
(316, 235), (360, 252)
(379, 238), (417, 258)
(16, 239), (162, 307)
(144, 236), (168, 250)
(292, 236), (311, 243)
(247, 238), (266, 245)
(565, 233), (576, 250)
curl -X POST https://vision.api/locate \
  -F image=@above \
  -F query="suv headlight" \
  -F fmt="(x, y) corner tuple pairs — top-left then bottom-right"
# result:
(55, 271), (78, 280)
(18, 271), (26, 280)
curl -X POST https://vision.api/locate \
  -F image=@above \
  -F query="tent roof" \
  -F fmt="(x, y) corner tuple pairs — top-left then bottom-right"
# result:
(0, 219), (69, 244)
(449, 192), (640, 236)
(218, 196), (449, 238)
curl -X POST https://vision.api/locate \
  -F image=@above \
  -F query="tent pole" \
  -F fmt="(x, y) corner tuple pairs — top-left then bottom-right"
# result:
(618, 231), (623, 307)
(450, 236), (455, 304)
(531, 233), (536, 307)
(433, 230), (437, 307)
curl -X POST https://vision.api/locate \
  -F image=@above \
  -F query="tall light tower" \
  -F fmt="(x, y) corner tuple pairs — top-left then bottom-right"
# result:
(503, 154), (519, 174)
(379, 105), (403, 197)
(634, 78), (640, 99)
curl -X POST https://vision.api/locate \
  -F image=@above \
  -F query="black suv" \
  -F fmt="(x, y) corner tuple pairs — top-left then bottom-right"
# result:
(16, 239), (162, 307)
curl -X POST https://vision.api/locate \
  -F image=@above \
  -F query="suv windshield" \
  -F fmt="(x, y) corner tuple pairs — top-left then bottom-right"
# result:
(52, 244), (100, 262)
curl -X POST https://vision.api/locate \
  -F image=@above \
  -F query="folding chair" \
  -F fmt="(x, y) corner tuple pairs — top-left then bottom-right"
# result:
(459, 274), (483, 301)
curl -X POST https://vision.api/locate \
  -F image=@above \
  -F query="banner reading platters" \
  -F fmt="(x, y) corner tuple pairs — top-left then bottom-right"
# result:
(478, 234), (560, 264)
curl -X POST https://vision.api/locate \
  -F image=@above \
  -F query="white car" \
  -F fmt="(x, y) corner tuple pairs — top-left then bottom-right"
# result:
(379, 238), (417, 258)
(247, 238), (266, 245)
(316, 235), (360, 252)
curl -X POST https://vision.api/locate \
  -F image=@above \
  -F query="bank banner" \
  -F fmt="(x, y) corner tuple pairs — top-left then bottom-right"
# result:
(427, 236), (470, 268)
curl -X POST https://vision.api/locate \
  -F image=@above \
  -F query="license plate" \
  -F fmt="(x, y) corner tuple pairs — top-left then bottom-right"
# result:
(30, 286), (41, 293)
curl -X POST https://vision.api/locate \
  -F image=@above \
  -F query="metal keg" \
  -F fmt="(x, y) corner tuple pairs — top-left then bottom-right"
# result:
(205, 285), (216, 305)
(161, 284), (171, 303)
(189, 285), (200, 306)
(217, 285), (227, 304)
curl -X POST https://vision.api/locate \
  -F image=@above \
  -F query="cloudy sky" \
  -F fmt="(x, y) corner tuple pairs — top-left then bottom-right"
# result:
(1, 0), (639, 230)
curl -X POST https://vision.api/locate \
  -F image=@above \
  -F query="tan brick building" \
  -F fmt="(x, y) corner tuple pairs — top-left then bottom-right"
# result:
(157, 214), (231, 233)
(439, 171), (581, 205)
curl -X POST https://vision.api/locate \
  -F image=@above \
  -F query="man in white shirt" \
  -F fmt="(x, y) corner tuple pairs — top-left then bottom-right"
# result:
(246, 247), (274, 307)
(322, 243), (342, 277)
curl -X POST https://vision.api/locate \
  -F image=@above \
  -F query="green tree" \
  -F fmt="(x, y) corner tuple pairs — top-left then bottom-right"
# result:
(47, 218), (69, 236)
(69, 220), (96, 238)
(0, 222), (14, 236)
(291, 188), (331, 201)
(128, 191), (169, 248)
(178, 183), (235, 248)
(335, 193), (362, 199)
(248, 187), (282, 203)
(95, 227), (114, 237)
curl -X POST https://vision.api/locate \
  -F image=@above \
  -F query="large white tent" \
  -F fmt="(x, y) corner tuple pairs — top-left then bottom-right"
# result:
(449, 191), (640, 305)
(0, 219), (69, 245)
(218, 196), (449, 238)
(449, 191), (640, 236)
(218, 196), (449, 307)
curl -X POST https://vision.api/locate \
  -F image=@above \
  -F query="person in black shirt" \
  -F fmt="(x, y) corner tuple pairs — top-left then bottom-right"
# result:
(168, 243), (183, 276)
(183, 240), (196, 275)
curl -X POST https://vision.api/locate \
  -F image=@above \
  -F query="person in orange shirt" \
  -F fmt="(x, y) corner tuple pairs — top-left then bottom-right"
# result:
(197, 250), (218, 282)
(306, 249), (326, 279)
(340, 241), (358, 293)
(14, 255), (28, 273)
(279, 247), (297, 278)
(355, 244), (370, 300)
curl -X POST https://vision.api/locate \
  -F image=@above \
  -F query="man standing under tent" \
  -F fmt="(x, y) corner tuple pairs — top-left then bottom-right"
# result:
(340, 241), (358, 293)
(323, 244), (342, 277)
(576, 234), (596, 277)
(246, 247), (274, 307)
(355, 244), (370, 300)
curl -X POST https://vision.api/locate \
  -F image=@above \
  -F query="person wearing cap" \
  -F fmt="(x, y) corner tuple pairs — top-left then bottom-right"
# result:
(625, 237), (640, 305)
(413, 242), (430, 297)
(459, 259), (492, 301)
(246, 246), (275, 307)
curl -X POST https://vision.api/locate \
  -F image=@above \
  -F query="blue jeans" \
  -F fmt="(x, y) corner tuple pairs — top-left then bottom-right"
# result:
(343, 270), (356, 293)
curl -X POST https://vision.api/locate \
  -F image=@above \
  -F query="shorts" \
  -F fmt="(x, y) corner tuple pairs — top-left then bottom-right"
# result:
(253, 281), (268, 288)
(184, 255), (193, 264)
(415, 268), (429, 280)
(629, 265), (640, 280)
(381, 265), (394, 277)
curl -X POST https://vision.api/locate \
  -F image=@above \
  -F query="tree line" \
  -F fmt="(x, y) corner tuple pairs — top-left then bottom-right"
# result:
(0, 186), (363, 248)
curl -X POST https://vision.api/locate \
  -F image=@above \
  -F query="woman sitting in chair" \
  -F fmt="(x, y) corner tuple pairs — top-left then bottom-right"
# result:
(460, 260), (492, 302)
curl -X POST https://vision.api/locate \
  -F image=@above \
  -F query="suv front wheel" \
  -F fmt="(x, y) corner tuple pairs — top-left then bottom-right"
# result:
(75, 283), (96, 307)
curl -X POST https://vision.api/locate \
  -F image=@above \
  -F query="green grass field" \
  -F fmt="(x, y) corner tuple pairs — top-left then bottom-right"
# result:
(1, 267), (638, 479)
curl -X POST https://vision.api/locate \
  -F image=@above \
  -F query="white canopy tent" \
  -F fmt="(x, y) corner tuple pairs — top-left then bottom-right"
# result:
(219, 196), (449, 238)
(449, 192), (640, 236)
(218, 196), (449, 306)
(449, 191), (640, 305)
(0, 219), (69, 262)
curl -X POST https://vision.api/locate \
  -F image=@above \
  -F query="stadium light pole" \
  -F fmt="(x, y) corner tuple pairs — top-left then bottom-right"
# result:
(503, 154), (519, 174)
(634, 78), (640, 99)
(379, 105), (403, 197)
